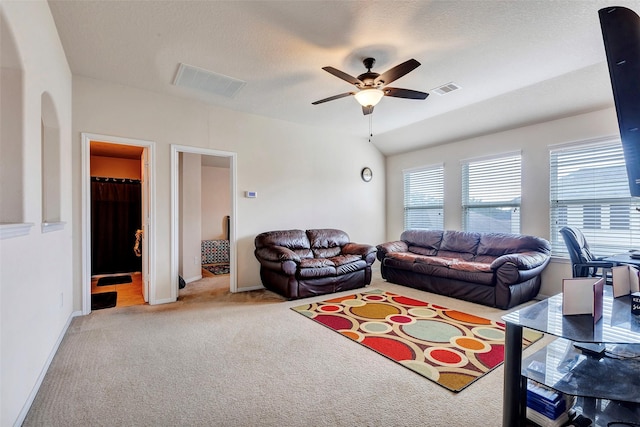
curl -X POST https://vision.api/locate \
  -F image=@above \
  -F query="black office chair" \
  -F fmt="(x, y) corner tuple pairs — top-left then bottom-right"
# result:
(559, 226), (614, 279)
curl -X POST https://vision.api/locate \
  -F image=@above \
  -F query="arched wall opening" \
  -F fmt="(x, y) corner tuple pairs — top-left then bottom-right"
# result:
(0, 13), (25, 225)
(41, 92), (61, 224)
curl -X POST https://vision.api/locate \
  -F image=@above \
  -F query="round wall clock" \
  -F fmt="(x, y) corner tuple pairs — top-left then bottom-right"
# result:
(361, 167), (373, 182)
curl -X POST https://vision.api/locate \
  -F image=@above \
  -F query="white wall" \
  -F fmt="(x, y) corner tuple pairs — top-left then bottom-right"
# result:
(72, 75), (386, 300)
(201, 165), (230, 240)
(385, 107), (620, 297)
(0, 2), (73, 426)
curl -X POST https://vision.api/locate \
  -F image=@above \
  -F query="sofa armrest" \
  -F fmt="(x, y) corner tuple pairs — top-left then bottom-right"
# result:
(255, 246), (301, 263)
(490, 251), (549, 271)
(342, 242), (377, 257)
(376, 241), (408, 261)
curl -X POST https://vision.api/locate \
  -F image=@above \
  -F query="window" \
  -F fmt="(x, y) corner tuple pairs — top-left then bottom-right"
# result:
(462, 153), (521, 233)
(403, 164), (444, 230)
(550, 138), (640, 257)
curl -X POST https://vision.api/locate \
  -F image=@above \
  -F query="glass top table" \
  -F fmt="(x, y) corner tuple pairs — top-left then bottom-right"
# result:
(603, 252), (640, 268)
(501, 286), (640, 426)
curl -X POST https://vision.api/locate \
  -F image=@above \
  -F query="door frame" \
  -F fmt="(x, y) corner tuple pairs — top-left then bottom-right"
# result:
(170, 145), (237, 299)
(81, 132), (156, 314)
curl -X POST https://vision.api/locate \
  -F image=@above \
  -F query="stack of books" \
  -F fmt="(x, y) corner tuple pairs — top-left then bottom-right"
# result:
(526, 380), (573, 427)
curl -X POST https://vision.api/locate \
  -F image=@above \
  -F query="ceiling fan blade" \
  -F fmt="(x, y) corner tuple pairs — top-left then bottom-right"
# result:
(383, 87), (429, 100)
(362, 105), (374, 115)
(374, 59), (421, 85)
(312, 92), (354, 105)
(322, 66), (363, 86)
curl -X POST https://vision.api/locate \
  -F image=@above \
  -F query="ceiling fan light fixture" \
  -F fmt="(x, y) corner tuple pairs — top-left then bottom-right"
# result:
(354, 88), (384, 107)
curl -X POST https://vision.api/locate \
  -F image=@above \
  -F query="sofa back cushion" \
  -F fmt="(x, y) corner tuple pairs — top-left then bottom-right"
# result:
(401, 229), (443, 256)
(254, 229), (313, 259)
(437, 230), (481, 261)
(313, 247), (342, 258)
(476, 233), (551, 257)
(307, 229), (350, 258)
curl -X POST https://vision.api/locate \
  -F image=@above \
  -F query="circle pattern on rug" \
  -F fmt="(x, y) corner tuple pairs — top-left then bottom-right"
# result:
(472, 326), (505, 341)
(350, 302), (401, 319)
(424, 347), (468, 368)
(361, 321), (393, 334)
(342, 299), (366, 307)
(401, 319), (462, 342)
(390, 296), (429, 307)
(451, 336), (491, 353)
(408, 307), (437, 318)
(444, 310), (492, 325)
(318, 304), (343, 313)
(387, 314), (415, 325)
(314, 314), (354, 330)
(362, 336), (415, 361)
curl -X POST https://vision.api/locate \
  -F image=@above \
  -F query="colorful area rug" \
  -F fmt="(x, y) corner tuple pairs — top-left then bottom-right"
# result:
(203, 264), (230, 275)
(292, 289), (542, 392)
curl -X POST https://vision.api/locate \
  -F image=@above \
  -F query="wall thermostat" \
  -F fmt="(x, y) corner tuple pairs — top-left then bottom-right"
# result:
(245, 191), (257, 198)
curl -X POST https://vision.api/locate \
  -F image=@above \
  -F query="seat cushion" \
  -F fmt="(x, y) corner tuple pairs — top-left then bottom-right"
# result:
(298, 257), (337, 278)
(300, 258), (335, 268)
(449, 260), (492, 273)
(298, 266), (337, 278)
(329, 254), (362, 266)
(335, 259), (367, 275)
(414, 256), (455, 267)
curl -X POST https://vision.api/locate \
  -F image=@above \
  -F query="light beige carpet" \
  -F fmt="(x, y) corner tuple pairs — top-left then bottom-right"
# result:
(23, 269), (549, 426)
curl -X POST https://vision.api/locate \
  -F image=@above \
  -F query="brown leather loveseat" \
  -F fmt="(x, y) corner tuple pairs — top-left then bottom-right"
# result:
(377, 229), (551, 309)
(254, 229), (377, 299)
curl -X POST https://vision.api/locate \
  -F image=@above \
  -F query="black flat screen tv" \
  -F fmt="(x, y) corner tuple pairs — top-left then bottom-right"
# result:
(599, 6), (640, 197)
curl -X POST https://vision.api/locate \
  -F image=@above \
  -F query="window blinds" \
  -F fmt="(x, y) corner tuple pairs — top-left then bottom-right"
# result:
(550, 138), (640, 257)
(462, 153), (521, 234)
(403, 164), (444, 230)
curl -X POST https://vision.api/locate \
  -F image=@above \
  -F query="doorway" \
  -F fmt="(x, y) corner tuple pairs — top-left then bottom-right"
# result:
(170, 145), (236, 301)
(81, 133), (155, 314)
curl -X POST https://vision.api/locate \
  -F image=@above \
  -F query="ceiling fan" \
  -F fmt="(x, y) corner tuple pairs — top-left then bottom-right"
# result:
(312, 57), (429, 115)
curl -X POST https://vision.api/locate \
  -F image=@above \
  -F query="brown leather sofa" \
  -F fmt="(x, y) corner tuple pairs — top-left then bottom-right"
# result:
(376, 229), (551, 309)
(254, 229), (377, 299)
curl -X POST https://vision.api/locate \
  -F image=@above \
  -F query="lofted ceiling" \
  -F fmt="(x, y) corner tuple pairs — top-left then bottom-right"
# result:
(47, 0), (634, 156)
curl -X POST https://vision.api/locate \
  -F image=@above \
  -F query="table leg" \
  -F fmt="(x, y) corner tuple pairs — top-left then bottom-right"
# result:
(503, 321), (525, 426)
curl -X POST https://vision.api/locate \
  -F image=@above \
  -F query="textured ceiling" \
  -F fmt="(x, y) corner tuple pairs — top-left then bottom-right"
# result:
(47, 0), (635, 155)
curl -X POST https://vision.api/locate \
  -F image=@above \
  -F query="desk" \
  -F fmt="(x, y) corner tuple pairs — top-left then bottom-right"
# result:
(501, 286), (640, 426)
(603, 253), (640, 268)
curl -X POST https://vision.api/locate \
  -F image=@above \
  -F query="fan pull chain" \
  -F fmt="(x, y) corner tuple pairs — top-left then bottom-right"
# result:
(368, 114), (373, 143)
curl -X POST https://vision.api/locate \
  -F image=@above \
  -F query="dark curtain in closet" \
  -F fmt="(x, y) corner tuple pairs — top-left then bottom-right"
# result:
(91, 178), (142, 275)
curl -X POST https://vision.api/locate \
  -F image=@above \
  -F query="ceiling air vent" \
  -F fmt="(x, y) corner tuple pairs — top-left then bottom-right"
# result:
(173, 63), (246, 98)
(433, 82), (461, 96)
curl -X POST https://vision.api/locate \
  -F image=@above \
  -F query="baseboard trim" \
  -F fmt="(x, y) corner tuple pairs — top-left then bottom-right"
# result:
(151, 297), (176, 305)
(235, 285), (264, 292)
(13, 309), (81, 427)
